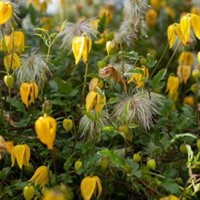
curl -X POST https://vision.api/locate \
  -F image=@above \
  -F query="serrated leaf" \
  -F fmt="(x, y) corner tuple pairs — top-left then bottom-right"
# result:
(161, 179), (181, 194)
(119, 51), (140, 60)
(146, 54), (157, 68)
(151, 68), (167, 89)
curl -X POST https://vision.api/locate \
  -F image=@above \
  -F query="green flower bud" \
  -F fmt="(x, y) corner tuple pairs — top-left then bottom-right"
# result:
(23, 185), (35, 200)
(63, 118), (73, 133)
(4, 75), (14, 88)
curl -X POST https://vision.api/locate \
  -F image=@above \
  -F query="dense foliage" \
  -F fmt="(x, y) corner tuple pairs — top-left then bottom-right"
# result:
(0, 0), (200, 199)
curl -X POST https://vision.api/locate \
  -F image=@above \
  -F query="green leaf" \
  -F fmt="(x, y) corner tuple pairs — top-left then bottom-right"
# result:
(161, 178), (181, 194)
(107, 97), (118, 104)
(151, 68), (167, 90)
(119, 51), (140, 61)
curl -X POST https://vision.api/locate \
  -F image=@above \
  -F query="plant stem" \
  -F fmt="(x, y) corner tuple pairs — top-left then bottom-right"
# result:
(82, 62), (89, 101)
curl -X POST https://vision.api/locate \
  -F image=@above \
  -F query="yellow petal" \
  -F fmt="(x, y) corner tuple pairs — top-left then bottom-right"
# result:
(190, 13), (200, 39)
(72, 36), (84, 65)
(180, 14), (191, 44)
(95, 93), (106, 112)
(178, 51), (194, 66)
(29, 82), (38, 104)
(24, 144), (31, 167)
(175, 24), (187, 45)
(86, 91), (97, 112)
(94, 176), (102, 199)
(4, 53), (21, 72)
(166, 76), (180, 93)
(80, 176), (96, 200)
(0, 2), (13, 25)
(82, 36), (92, 63)
(20, 83), (31, 108)
(13, 145), (25, 169)
(167, 24), (176, 48)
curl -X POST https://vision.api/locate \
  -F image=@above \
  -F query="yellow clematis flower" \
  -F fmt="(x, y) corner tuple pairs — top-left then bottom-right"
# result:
(30, 166), (50, 187)
(178, 51), (194, 66)
(167, 23), (187, 48)
(166, 75), (180, 100)
(35, 115), (57, 150)
(4, 53), (21, 72)
(80, 176), (102, 200)
(128, 66), (149, 88)
(72, 33), (92, 65)
(11, 144), (31, 169)
(177, 65), (191, 84)
(0, 31), (25, 54)
(89, 78), (104, 91)
(0, 1), (13, 25)
(183, 96), (195, 106)
(146, 9), (158, 26)
(20, 82), (38, 108)
(86, 90), (106, 113)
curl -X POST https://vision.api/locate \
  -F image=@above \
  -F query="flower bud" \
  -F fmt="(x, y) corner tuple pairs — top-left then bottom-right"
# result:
(63, 118), (73, 133)
(147, 158), (156, 170)
(133, 153), (141, 162)
(42, 100), (52, 115)
(192, 69), (200, 79)
(4, 75), (14, 88)
(191, 83), (198, 93)
(23, 185), (35, 200)
(75, 160), (82, 171)
(106, 40), (119, 55)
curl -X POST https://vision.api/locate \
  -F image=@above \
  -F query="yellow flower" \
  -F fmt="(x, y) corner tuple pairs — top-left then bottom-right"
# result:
(86, 90), (106, 113)
(183, 96), (195, 106)
(166, 75), (180, 100)
(0, 1), (13, 25)
(159, 195), (179, 200)
(72, 33), (92, 65)
(0, 31), (25, 54)
(35, 115), (57, 150)
(42, 189), (66, 200)
(167, 23), (187, 48)
(89, 78), (104, 91)
(177, 65), (191, 84)
(178, 51), (194, 66)
(5, 141), (14, 154)
(4, 53), (21, 72)
(20, 82), (38, 108)
(11, 144), (31, 169)
(180, 13), (200, 42)
(198, 51), (200, 63)
(80, 176), (102, 200)
(128, 66), (149, 88)
(164, 6), (175, 19)
(30, 166), (49, 187)
(146, 9), (158, 26)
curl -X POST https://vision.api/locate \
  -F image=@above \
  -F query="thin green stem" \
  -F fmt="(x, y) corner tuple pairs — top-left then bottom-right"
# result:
(82, 62), (89, 101)
(8, 88), (11, 112)
(149, 43), (169, 79)
(165, 39), (182, 70)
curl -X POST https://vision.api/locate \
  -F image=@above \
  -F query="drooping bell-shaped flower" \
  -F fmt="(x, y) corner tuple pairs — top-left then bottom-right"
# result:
(35, 115), (57, 150)
(80, 176), (102, 200)
(20, 82), (38, 108)
(0, 1), (13, 25)
(146, 9), (158, 26)
(86, 90), (106, 113)
(178, 51), (194, 66)
(177, 65), (191, 84)
(11, 144), (31, 169)
(72, 33), (92, 65)
(166, 75), (180, 100)
(183, 96), (195, 106)
(29, 166), (50, 187)
(4, 53), (21, 72)
(128, 66), (149, 88)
